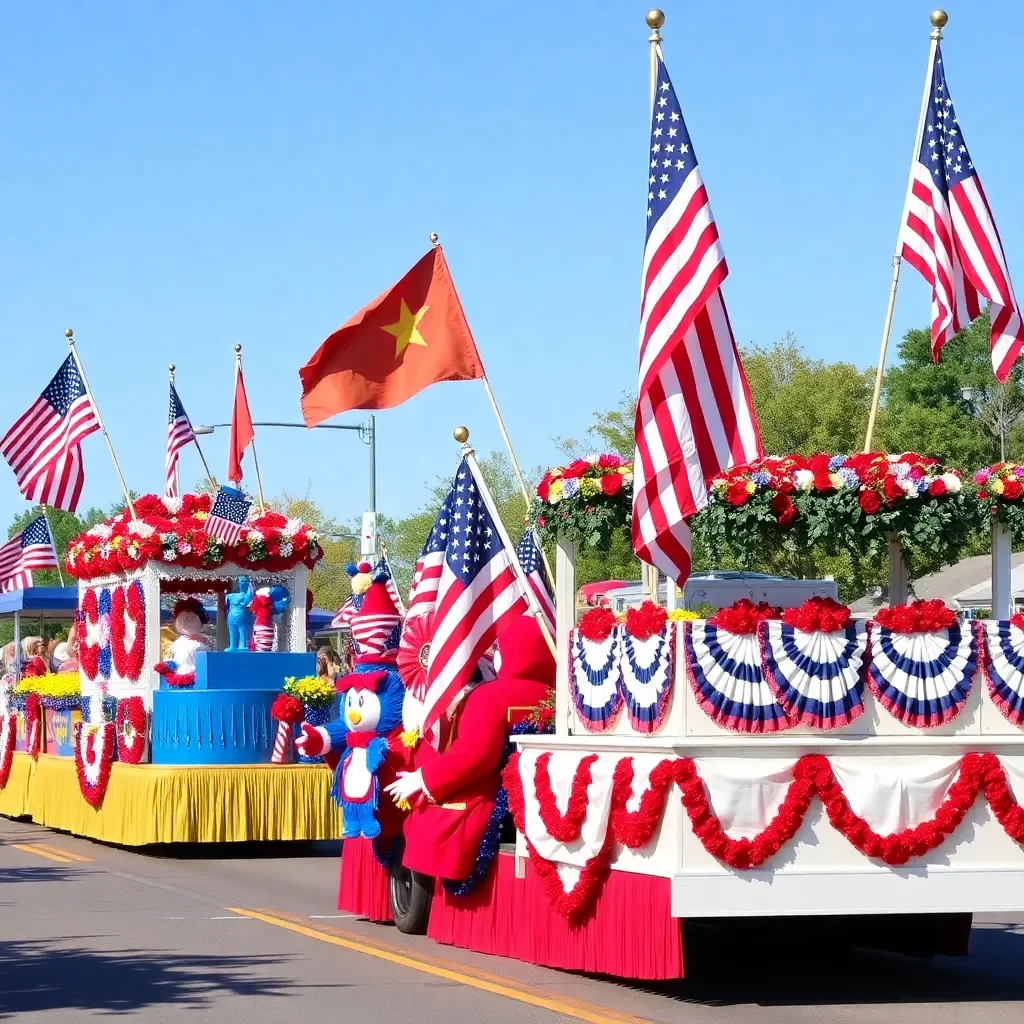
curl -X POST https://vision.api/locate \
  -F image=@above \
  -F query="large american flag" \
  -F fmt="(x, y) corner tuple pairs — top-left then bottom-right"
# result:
(206, 487), (252, 545)
(0, 356), (100, 513)
(516, 530), (555, 635)
(420, 458), (528, 738)
(0, 516), (58, 593)
(165, 383), (196, 499)
(900, 43), (1024, 382)
(633, 55), (762, 584)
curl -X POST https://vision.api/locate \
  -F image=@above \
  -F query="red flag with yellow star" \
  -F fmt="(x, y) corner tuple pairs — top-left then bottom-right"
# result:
(299, 247), (485, 426)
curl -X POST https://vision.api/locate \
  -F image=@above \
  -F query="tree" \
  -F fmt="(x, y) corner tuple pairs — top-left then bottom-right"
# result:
(557, 392), (634, 460)
(7, 503), (114, 589)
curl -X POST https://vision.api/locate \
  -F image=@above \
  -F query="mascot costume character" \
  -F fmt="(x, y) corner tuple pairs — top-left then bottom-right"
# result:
(154, 598), (210, 688)
(296, 571), (409, 839)
(386, 614), (554, 882)
(250, 584), (290, 652)
(225, 578), (255, 652)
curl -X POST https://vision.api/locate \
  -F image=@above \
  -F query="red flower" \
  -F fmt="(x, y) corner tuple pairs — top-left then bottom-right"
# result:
(777, 506), (797, 528)
(727, 481), (750, 506)
(597, 453), (625, 469)
(536, 516), (547, 528)
(536, 474), (552, 501)
(928, 478), (947, 497)
(563, 459), (591, 480)
(600, 474), (623, 497)
(777, 479), (796, 495)
(813, 472), (834, 492)
(625, 600), (669, 641)
(808, 454), (832, 474)
(577, 607), (617, 642)
(783, 596), (851, 633)
(875, 599), (955, 633)
(882, 475), (904, 503)
(710, 598), (781, 634)
(1004, 480), (1024, 500)
(859, 490), (882, 515)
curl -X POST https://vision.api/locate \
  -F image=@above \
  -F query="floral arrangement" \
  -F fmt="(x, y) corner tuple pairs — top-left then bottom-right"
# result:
(576, 607), (617, 642)
(709, 599), (781, 634)
(782, 596), (851, 634)
(73, 720), (115, 807)
(65, 493), (322, 581)
(13, 673), (81, 710)
(976, 463), (1024, 540)
(667, 609), (699, 622)
(874, 600), (956, 633)
(283, 675), (336, 710)
(115, 696), (147, 764)
(623, 601), (667, 641)
(531, 454), (633, 550)
(694, 452), (977, 573)
(111, 582), (146, 681)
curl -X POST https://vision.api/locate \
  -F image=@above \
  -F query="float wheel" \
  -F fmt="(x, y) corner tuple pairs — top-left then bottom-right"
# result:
(389, 864), (432, 934)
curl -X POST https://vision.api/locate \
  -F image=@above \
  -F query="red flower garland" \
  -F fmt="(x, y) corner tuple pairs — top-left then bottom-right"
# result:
(110, 582), (146, 682)
(24, 693), (41, 760)
(624, 601), (668, 642)
(875, 599), (956, 633)
(79, 589), (100, 681)
(576, 607), (617, 643)
(710, 599), (782, 635)
(115, 696), (147, 764)
(505, 748), (1024, 923)
(783, 596), (851, 633)
(0, 713), (16, 788)
(73, 721), (115, 808)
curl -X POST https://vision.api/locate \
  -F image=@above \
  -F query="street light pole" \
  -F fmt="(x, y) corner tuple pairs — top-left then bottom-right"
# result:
(368, 415), (376, 515)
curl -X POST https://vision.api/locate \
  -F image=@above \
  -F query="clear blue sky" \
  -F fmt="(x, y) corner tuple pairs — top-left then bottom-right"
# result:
(2, 2), (1023, 533)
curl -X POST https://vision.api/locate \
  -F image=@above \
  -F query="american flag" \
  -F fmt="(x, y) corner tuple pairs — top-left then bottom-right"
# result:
(206, 487), (252, 545)
(405, 487), (455, 620)
(516, 530), (555, 635)
(0, 516), (58, 593)
(420, 458), (528, 738)
(0, 355), (100, 513)
(330, 593), (360, 629)
(375, 552), (405, 615)
(165, 383), (196, 499)
(633, 56), (762, 585)
(900, 44), (1024, 382)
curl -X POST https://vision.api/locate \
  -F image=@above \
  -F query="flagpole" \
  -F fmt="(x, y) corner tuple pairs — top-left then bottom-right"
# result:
(456, 427), (557, 659)
(863, 9), (947, 452)
(430, 231), (558, 589)
(64, 329), (137, 521)
(235, 345), (266, 514)
(381, 543), (406, 614)
(40, 509), (66, 588)
(169, 363), (218, 491)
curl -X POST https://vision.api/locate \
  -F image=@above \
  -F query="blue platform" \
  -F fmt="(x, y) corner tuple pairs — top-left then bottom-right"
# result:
(160, 651), (316, 691)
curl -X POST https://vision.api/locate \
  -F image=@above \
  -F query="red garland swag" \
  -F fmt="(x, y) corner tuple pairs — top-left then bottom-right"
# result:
(782, 596), (851, 633)
(710, 599), (781, 634)
(73, 721), (115, 807)
(115, 696), (147, 764)
(79, 589), (100, 681)
(875, 599), (956, 633)
(624, 602), (668, 642)
(24, 693), (42, 759)
(576, 607), (617, 643)
(110, 583), (146, 681)
(0, 713), (16, 788)
(504, 750), (1024, 923)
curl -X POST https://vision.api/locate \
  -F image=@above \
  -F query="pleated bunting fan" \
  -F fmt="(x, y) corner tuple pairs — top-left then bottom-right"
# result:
(619, 622), (673, 733)
(569, 626), (623, 731)
(983, 620), (1024, 727)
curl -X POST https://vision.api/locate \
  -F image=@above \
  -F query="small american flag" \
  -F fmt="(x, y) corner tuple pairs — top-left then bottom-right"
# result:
(420, 458), (528, 738)
(206, 487), (252, 546)
(633, 54), (762, 584)
(0, 516), (58, 593)
(166, 383), (196, 499)
(330, 592), (361, 629)
(900, 43), (1024, 381)
(374, 552), (405, 615)
(0, 355), (100, 513)
(516, 530), (555, 635)
(405, 487), (455, 620)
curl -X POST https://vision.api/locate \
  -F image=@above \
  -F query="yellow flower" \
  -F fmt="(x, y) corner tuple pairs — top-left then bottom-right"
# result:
(548, 479), (564, 501)
(745, 481), (756, 493)
(195, 511), (209, 521)
(14, 673), (80, 701)
(580, 478), (600, 497)
(992, 478), (1006, 495)
(111, 536), (122, 549)
(667, 609), (699, 621)
(617, 465), (631, 475)
(282, 675), (336, 707)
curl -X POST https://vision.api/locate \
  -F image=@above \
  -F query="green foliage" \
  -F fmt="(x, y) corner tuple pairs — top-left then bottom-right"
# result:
(556, 392), (634, 459)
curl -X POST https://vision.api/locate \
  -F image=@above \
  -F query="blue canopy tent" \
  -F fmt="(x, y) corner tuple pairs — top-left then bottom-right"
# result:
(0, 587), (80, 684)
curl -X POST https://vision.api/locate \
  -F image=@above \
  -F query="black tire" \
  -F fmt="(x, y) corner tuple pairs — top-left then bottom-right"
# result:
(390, 864), (433, 934)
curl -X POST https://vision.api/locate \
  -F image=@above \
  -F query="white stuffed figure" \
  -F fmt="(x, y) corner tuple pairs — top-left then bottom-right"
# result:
(154, 598), (209, 688)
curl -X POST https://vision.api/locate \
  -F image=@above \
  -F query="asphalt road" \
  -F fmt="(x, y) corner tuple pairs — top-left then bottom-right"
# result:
(2, 816), (1024, 1023)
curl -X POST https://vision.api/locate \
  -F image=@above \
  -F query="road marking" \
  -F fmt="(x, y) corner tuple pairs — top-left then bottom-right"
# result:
(29, 842), (93, 863)
(228, 907), (651, 1024)
(208, 915), (249, 920)
(11, 844), (76, 864)
(309, 914), (357, 920)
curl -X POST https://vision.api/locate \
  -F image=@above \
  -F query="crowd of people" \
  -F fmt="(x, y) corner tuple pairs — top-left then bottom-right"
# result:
(0, 624), (80, 681)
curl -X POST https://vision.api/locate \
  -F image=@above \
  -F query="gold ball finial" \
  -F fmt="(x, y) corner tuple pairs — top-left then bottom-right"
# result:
(453, 426), (469, 444)
(64, 328), (73, 340)
(930, 9), (948, 28)
(234, 343), (242, 354)
(429, 232), (439, 245)
(646, 9), (665, 30)
(168, 363), (176, 373)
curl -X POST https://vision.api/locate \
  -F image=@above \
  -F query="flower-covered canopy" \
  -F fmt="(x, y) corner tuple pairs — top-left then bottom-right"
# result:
(65, 493), (322, 581)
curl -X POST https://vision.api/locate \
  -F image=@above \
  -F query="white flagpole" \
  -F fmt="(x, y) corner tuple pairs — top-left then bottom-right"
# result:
(39, 509), (65, 588)
(863, 10), (947, 451)
(64, 329), (137, 521)
(169, 364), (217, 492)
(234, 344), (266, 513)
(456, 426), (557, 658)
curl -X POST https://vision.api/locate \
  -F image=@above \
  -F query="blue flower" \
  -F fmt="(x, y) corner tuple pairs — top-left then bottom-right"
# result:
(839, 468), (860, 489)
(829, 455), (847, 471)
(892, 462), (911, 479)
(750, 471), (771, 487)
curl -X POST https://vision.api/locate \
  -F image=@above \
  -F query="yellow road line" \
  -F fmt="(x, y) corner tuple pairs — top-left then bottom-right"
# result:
(227, 907), (650, 1024)
(11, 843), (76, 864)
(29, 842), (93, 863)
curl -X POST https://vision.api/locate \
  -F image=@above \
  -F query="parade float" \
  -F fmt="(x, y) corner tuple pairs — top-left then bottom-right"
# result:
(0, 492), (341, 845)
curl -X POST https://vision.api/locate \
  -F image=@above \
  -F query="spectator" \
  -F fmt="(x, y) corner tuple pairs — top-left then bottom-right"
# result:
(21, 636), (47, 678)
(316, 645), (342, 684)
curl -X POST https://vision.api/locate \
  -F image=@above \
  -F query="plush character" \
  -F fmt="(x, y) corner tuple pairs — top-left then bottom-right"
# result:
(225, 578), (255, 652)
(386, 614), (554, 881)
(250, 585), (291, 652)
(296, 570), (409, 839)
(154, 598), (209, 687)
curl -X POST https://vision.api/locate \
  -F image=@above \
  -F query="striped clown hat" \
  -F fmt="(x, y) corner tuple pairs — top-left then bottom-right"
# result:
(350, 571), (402, 664)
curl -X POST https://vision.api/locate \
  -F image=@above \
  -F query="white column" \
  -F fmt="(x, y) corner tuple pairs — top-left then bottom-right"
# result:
(887, 533), (909, 606)
(992, 520), (1013, 620)
(555, 537), (576, 737)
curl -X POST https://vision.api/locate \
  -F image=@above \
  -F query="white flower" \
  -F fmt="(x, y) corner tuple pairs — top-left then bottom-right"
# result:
(93, 523), (113, 540)
(901, 478), (920, 497)
(164, 549), (178, 561)
(585, 454), (600, 464)
(941, 472), (962, 493)
(100, 543), (112, 558)
(279, 540), (293, 558)
(283, 517), (303, 538)
(163, 496), (183, 515)
(247, 529), (264, 543)
(793, 469), (814, 491)
(622, 473), (634, 487)
(128, 520), (156, 538)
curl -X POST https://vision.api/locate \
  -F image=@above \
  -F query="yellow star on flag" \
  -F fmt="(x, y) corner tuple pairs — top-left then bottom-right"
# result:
(381, 299), (430, 358)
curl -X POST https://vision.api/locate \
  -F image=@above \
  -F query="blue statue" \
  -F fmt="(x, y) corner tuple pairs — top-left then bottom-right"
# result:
(225, 577), (254, 651)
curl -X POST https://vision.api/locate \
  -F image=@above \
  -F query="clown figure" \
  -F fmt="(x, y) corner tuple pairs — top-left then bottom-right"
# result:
(154, 598), (209, 687)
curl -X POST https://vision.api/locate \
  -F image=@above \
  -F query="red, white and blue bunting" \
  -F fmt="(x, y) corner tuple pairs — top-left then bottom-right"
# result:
(867, 622), (978, 728)
(983, 621), (1024, 727)
(0, 713), (16, 789)
(73, 720), (115, 808)
(504, 747), (1024, 923)
(569, 628), (623, 731)
(761, 621), (868, 729)
(684, 623), (789, 733)
(619, 626), (673, 733)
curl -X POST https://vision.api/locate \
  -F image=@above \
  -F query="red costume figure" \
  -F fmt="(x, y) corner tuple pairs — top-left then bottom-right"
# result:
(389, 615), (554, 881)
